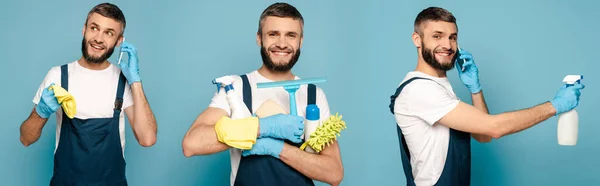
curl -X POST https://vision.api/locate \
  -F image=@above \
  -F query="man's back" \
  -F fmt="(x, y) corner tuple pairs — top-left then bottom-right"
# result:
(392, 71), (460, 185)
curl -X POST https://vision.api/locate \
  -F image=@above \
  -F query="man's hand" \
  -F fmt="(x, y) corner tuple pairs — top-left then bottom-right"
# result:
(35, 83), (60, 118)
(242, 137), (284, 158)
(119, 41), (141, 85)
(456, 48), (482, 94)
(258, 114), (304, 143)
(550, 83), (585, 115)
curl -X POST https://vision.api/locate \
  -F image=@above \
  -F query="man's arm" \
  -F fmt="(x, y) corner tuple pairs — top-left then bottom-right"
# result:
(182, 107), (231, 157)
(470, 91), (493, 142)
(20, 107), (49, 147)
(279, 140), (344, 186)
(124, 82), (157, 147)
(439, 101), (556, 139)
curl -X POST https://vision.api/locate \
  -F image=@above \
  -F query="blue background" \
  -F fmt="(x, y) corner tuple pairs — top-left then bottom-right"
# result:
(1, 0), (597, 185)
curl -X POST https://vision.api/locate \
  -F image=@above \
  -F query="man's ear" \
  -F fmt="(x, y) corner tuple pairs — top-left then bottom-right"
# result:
(256, 32), (262, 47)
(299, 35), (303, 48)
(82, 26), (86, 36)
(116, 36), (124, 46)
(412, 32), (422, 48)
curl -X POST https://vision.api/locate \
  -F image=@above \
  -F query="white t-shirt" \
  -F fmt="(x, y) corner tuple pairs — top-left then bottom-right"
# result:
(208, 70), (331, 185)
(392, 71), (460, 185)
(32, 61), (133, 154)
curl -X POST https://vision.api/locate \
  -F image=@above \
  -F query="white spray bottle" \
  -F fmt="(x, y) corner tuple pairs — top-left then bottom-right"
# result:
(212, 75), (252, 186)
(557, 75), (583, 146)
(213, 76), (252, 119)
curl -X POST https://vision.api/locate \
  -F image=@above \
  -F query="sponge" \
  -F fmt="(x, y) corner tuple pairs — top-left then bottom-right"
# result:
(255, 99), (287, 118)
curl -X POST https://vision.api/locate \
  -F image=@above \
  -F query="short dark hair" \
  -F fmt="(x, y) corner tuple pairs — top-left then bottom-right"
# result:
(414, 7), (456, 35)
(257, 2), (304, 36)
(85, 3), (126, 33)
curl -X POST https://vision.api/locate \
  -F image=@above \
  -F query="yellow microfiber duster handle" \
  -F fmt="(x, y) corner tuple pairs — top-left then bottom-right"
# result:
(49, 85), (77, 119)
(300, 113), (346, 153)
(214, 116), (259, 150)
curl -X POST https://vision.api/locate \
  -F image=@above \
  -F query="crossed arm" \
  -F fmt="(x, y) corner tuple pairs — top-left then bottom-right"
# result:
(182, 107), (343, 185)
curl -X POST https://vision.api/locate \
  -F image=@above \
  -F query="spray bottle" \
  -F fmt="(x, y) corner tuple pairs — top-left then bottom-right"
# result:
(212, 75), (251, 186)
(557, 75), (583, 146)
(213, 76), (252, 119)
(304, 104), (320, 153)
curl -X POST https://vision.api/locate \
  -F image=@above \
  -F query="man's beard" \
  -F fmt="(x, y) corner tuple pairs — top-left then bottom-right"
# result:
(421, 42), (457, 71)
(260, 43), (301, 72)
(81, 37), (116, 64)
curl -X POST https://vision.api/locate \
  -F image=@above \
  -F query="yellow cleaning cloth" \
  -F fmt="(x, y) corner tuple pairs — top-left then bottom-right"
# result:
(300, 113), (347, 153)
(215, 116), (259, 150)
(49, 85), (76, 119)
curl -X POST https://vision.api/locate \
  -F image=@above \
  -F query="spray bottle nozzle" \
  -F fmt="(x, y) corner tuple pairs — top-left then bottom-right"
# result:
(213, 76), (236, 93)
(563, 75), (583, 86)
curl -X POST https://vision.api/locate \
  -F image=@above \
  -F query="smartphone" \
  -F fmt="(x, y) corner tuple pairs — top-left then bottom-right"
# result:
(457, 45), (466, 71)
(117, 38), (126, 65)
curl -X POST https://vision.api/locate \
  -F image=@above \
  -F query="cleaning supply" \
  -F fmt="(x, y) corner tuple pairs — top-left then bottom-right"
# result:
(212, 75), (254, 186)
(214, 116), (258, 149)
(49, 84), (77, 119)
(212, 75), (256, 149)
(456, 47), (482, 94)
(213, 76), (252, 119)
(36, 83), (61, 119)
(258, 114), (305, 143)
(300, 113), (346, 153)
(241, 137), (284, 158)
(117, 40), (141, 85)
(457, 46), (466, 72)
(557, 75), (583, 146)
(255, 99), (288, 118)
(256, 77), (326, 115)
(303, 104), (320, 153)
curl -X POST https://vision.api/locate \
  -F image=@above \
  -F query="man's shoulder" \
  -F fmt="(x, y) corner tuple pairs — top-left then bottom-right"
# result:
(399, 72), (449, 93)
(45, 61), (77, 77)
(47, 60), (81, 74)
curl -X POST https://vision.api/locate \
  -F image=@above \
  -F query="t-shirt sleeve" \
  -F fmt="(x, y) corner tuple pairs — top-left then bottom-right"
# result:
(398, 80), (459, 125)
(122, 83), (133, 109)
(32, 67), (60, 105)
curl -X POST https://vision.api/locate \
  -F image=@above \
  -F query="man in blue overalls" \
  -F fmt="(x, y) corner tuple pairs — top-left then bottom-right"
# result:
(182, 2), (344, 186)
(19, 3), (158, 185)
(389, 7), (585, 185)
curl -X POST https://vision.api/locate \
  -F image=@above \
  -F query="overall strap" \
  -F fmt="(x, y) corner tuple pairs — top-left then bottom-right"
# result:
(240, 74), (252, 113)
(61, 64), (68, 91)
(389, 76), (432, 186)
(113, 73), (127, 118)
(307, 84), (316, 105)
(388, 77), (430, 114)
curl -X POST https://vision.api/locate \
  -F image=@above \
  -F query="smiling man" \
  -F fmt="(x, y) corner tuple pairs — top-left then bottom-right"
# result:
(389, 7), (585, 185)
(19, 3), (157, 185)
(182, 2), (343, 186)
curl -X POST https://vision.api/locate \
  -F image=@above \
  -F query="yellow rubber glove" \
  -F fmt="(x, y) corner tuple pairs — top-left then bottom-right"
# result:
(49, 85), (77, 119)
(214, 116), (259, 150)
